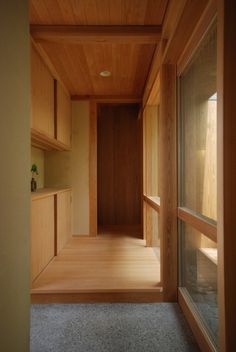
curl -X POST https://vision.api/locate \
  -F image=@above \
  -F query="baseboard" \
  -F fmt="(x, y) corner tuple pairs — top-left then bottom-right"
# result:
(98, 224), (142, 236)
(31, 291), (163, 303)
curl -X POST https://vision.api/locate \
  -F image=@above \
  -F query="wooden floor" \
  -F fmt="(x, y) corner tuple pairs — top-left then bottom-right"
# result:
(31, 232), (162, 302)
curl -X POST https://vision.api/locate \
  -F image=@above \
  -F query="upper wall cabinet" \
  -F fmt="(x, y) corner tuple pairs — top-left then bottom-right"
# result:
(31, 45), (55, 139)
(56, 82), (72, 148)
(31, 44), (71, 151)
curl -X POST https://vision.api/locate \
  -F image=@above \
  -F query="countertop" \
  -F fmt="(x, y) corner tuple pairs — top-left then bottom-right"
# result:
(31, 187), (72, 200)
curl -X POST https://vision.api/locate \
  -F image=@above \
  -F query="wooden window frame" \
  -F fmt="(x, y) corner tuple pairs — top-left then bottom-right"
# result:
(177, 3), (218, 351)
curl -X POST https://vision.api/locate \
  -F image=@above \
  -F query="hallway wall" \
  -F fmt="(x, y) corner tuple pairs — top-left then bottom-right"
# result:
(0, 1), (30, 351)
(45, 101), (90, 235)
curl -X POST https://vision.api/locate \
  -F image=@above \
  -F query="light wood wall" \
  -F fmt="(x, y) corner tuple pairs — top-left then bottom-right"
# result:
(143, 105), (159, 197)
(44, 101), (90, 235)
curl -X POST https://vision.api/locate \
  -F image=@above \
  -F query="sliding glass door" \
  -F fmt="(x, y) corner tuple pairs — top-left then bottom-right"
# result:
(178, 20), (218, 348)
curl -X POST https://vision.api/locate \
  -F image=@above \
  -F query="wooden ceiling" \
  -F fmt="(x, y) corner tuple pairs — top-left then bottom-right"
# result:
(30, 0), (168, 99)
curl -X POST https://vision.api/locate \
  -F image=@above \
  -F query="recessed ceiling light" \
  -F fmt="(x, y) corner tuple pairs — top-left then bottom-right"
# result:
(100, 70), (111, 77)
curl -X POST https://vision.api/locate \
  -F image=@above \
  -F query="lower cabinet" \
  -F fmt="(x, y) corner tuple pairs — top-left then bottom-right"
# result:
(31, 195), (55, 282)
(57, 190), (72, 254)
(31, 189), (72, 283)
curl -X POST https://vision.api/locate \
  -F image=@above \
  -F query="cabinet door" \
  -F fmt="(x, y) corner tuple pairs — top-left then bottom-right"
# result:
(57, 82), (71, 148)
(57, 190), (72, 254)
(31, 196), (55, 282)
(31, 45), (55, 138)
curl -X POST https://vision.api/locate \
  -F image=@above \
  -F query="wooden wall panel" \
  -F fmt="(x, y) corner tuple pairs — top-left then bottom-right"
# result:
(217, 0), (236, 350)
(97, 104), (141, 227)
(159, 64), (177, 301)
(56, 190), (72, 254)
(56, 81), (72, 147)
(31, 45), (55, 138)
(143, 105), (159, 197)
(31, 196), (55, 282)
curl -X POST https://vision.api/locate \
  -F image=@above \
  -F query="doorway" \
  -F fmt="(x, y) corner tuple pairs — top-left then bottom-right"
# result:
(97, 104), (142, 236)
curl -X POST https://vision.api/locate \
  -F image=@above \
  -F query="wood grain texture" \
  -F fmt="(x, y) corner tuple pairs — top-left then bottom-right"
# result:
(178, 288), (215, 352)
(31, 44), (55, 138)
(177, 0), (217, 75)
(36, 41), (156, 97)
(31, 25), (162, 45)
(143, 195), (160, 213)
(97, 104), (142, 227)
(31, 38), (69, 95)
(217, 1), (236, 350)
(56, 81), (72, 147)
(56, 190), (72, 254)
(31, 233), (161, 294)
(31, 196), (55, 282)
(31, 127), (71, 151)
(143, 0), (210, 106)
(163, 0), (209, 64)
(89, 101), (98, 236)
(178, 207), (217, 243)
(72, 95), (142, 103)
(30, 0), (168, 25)
(159, 64), (177, 301)
(31, 291), (163, 303)
(29, 0), (166, 98)
(143, 105), (159, 196)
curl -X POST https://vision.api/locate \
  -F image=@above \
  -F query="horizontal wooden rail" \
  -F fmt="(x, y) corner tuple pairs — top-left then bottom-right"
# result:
(178, 207), (217, 242)
(143, 195), (160, 213)
(31, 25), (162, 45)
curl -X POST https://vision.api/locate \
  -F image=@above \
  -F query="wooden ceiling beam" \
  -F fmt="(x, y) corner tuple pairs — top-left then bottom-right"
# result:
(30, 25), (162, 45)
(71, 95), (142, 103)
(142, 0), (215, 107)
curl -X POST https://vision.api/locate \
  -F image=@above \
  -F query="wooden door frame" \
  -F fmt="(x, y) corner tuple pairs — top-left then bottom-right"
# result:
(89, 100), (143, 237)
(89, 100), (98, 236)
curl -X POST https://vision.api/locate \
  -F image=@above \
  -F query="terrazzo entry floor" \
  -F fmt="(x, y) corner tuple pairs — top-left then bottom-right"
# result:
(31, 303), (200, 352)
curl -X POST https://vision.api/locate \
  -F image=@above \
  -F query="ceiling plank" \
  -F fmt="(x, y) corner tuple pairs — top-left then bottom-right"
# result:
(30, 25), (162, 45)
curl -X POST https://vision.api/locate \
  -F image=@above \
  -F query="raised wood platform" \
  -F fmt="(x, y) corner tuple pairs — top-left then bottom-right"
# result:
(31, 233), (162, 302)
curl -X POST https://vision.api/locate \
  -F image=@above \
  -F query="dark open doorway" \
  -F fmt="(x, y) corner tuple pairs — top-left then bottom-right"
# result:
(97, 104), (142, 237)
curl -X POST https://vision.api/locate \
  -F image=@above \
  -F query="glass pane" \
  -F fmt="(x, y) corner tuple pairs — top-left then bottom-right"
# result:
(180, 221), (218, 346)
(180, 23), (217, 220)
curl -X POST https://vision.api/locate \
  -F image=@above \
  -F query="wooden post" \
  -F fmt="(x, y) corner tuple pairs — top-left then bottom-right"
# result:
(89, 100), (97, 236)
(159, 64), (177, 301)
(217, 0), (236, 350)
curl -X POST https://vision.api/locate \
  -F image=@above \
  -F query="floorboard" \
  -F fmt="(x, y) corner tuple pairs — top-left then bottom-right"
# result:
(31, 232), (161, 301)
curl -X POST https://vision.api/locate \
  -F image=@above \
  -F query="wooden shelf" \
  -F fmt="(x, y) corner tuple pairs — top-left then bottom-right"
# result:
(31, 187), (71, 201)
(31, 128), (71, 151)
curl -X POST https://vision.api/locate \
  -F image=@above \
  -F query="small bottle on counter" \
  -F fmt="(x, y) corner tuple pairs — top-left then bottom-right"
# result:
(31, 177), (37, 192)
